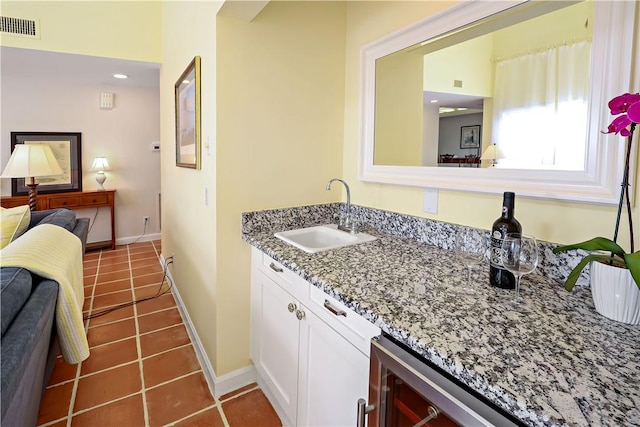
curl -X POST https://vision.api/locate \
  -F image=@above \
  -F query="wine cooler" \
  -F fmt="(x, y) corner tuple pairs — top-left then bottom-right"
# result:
(358, 334), (522, 427)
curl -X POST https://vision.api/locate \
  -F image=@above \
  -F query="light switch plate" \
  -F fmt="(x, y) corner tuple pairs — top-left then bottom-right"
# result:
(100, 92), (114, 109)
(423, 188), (438, 214)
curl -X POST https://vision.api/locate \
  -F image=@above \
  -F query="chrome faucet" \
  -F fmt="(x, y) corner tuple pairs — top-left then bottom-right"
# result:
(326, 178), (358, 233)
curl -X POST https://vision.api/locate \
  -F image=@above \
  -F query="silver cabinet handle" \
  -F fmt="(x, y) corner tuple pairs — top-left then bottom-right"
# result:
(269, 262), (283, 273)
(356, 398), (375, 427)
(414, 406), (440, 427)
(287, 303), (296, 313)
(296, 309), (305, 320)
(324, 299), (346, 317)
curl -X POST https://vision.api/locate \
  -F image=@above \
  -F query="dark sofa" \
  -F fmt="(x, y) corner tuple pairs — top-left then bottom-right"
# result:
(1, 209), (89, 427)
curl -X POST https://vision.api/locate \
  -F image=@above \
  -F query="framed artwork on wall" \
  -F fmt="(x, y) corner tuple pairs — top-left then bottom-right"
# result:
(10, 131), (82, 196)
(460, 125), (481, 149)
(175, 56), (201, 169)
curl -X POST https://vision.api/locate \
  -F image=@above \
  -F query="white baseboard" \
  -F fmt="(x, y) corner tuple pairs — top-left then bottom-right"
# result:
(116, 232), (161, 246)
(159, 255), (256, 399)
(213, 365), (257, 398)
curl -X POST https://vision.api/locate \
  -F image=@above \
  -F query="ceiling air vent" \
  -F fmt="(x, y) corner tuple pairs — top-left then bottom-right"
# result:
(0, 16), (40, 39)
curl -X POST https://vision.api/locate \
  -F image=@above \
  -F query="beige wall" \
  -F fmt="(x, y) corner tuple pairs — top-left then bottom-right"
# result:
(343, 1), (638, 251)
(0, 1), (161, 62)
(215, 1), (346, 375)
(374, 50), (423, 166)
(160, 0), (222, 372)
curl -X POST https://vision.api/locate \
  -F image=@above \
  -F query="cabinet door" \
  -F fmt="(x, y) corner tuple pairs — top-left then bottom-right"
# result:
(251, 270), (300, 425)
(297, 308), (370, 427)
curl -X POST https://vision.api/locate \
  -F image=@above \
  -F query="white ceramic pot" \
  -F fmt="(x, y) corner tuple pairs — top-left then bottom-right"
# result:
(590, 260), (640, 325)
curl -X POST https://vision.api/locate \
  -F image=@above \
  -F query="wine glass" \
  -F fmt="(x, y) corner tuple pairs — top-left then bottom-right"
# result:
(455, 227), (487, 292)
(501, 233), (538, 306)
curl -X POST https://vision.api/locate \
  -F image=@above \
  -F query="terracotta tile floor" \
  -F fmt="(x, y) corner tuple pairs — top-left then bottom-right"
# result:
(37, 240), (281, 427)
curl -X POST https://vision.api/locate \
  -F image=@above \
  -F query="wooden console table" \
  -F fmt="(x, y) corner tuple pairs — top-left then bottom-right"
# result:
(1, 190), (116, 250)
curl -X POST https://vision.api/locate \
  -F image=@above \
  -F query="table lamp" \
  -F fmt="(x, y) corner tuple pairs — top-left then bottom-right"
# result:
(480, 143), (503, 168)
(90, 157), (111, 191)
(1, 144), (64, 211)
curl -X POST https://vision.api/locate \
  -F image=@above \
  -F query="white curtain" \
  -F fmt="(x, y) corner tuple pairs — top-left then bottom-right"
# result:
(492, 41), (591, 170)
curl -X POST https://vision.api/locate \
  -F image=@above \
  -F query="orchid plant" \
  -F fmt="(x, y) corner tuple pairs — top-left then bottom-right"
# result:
(553, 93), (640, 291)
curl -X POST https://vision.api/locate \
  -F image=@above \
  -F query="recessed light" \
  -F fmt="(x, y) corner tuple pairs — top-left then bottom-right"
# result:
(113, 74), (129, 79)
(430, 99), (438, 103)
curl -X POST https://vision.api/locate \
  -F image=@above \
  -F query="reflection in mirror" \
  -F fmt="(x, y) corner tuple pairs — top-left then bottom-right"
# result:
(360, 0), (636, 204)
(373, 1), (593, 170)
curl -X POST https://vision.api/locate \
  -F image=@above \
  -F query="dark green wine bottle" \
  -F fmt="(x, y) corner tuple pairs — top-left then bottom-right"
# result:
(489, 192), (522, 289)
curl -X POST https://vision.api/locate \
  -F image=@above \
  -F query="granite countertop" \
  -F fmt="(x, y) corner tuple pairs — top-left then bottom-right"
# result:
(242, 209), (640, 427)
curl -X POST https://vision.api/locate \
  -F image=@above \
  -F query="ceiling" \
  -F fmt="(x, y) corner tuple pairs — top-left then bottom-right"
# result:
(1, 46), (160, 89)
(423, 90), (484, 117)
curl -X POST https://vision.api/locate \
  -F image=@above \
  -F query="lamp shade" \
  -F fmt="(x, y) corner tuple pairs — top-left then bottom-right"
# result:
(90, 157), (111, 171)
(1, 144), (64, 178)
(480, 143), (504, 160)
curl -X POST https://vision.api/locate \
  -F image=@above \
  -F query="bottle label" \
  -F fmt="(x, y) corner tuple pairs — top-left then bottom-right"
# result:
(490, 230), (506, 269)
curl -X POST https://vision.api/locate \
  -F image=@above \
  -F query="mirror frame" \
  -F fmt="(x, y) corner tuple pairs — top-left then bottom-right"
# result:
(359, 0), (637, 204)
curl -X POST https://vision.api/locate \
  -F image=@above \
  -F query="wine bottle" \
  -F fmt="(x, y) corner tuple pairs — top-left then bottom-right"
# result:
(489, 192), (522, 289)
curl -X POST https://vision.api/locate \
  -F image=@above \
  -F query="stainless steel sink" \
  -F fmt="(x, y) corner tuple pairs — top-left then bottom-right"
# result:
(274, 224), (376, 253)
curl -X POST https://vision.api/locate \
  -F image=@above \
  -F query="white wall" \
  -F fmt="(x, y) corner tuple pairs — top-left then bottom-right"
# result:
(438, 113), (483, 157)
(1, 73), (161, 243)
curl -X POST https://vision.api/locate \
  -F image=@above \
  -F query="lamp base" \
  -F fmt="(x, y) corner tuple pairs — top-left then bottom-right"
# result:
(95, 171), (106, 191)
(26, 183), (39, 211)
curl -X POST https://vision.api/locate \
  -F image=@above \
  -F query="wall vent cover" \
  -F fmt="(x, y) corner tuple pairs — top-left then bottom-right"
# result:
(0, 16), (40, 39)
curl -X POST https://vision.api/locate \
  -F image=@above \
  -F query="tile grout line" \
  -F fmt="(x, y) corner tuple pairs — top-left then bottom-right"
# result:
(65, 250), (102, 427)
(82, 298), (175, 332)
(57, 342), (194, 385)
(83, 316), (178, 348)
(128, 244), (151, 427)
(90, 280), (166, 301)
(68, 392), (144, 418)
(160, 404), (220, 427)
(218, 404), (231, 427)
(219, 384), (261, 404)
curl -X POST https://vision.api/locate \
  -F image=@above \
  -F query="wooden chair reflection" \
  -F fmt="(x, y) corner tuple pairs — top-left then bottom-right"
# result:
(438, 154), (480, 167)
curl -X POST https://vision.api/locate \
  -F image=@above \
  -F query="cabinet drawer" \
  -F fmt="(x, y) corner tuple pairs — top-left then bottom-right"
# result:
(307, 285), (380, 356)
(79, 193), (109, 205)
(256, 251), (308, 302)
(48, 195), (80, 208)
(0, 197), (29, 208)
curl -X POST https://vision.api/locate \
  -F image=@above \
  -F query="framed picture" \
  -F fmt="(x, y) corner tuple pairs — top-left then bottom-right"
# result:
(460, 125), (481, 149)
(175, 56), (201, 169)
(10, 132), (82, 196)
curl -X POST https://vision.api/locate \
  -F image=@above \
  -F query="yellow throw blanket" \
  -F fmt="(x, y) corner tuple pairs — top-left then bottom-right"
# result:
(0, 224), (89, 364)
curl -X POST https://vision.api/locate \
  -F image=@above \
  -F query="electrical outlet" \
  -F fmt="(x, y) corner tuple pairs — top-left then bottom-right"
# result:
(143, 216), (149, 226)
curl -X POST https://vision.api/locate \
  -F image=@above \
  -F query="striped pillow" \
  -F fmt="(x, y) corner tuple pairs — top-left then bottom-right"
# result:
(0, 205), (31, 249)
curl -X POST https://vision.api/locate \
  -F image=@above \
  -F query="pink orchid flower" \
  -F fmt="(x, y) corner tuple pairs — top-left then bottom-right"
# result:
(603, 92), (640, 136)
(628, 101), (640, 122)
(608, 92), (640, 115)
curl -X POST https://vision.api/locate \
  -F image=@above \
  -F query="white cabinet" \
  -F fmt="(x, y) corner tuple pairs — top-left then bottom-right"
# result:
(251, 267), (300, 423)
(250, 248), (380, 427)
(297, 308), (371, 427)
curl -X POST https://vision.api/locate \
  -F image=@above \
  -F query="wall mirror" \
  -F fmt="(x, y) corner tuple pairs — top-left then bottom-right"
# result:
(359, 0), (637, 204)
